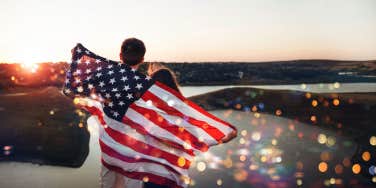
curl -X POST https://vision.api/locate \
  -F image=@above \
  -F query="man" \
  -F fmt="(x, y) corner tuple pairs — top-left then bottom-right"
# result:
(68, 38), (237, 188)
(100, 37), (146, 188)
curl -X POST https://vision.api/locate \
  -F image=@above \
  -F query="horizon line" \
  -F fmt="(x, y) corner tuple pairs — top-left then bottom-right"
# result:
(1, 58), (375, 65)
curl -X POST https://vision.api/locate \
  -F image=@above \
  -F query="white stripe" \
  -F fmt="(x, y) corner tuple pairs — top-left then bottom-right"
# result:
(102, 153), (187, 188)
(134, 99), (218, 146)
(98, 125), (189, 175)
(149, 85), (234, 134)
(101, 109), (194, 161)
(125, 107), (197, 151)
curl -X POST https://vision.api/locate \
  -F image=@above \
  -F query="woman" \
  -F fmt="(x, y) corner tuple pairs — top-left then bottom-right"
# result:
(147, 62), (236, 144)
(145, 62), (235, 188)
(144, 62), (180, 188)
(147, 62), (180, 93)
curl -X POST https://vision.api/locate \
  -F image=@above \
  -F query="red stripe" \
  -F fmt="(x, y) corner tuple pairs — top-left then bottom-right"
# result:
(103, 123), (191, 169)
(99, 139), (183, 176)
(154, 81), (237, 130)
(83, 105), (106, 125)
(129, 104), (209, 152)
(142, 91), (225, 142)
(102, 159), (183, 188)
(122, 116), (195, 156)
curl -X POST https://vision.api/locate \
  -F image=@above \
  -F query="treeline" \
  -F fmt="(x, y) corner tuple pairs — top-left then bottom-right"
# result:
(1, 60), (375, 89)
(161, 60), (376, 85)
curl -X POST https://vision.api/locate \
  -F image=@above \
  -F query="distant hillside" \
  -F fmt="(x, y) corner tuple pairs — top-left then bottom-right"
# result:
(160, 60), (376, 85)
(1, 60), (375, 89)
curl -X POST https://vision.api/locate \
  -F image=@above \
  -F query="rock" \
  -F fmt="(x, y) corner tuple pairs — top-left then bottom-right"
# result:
(0, 87), (90, 167)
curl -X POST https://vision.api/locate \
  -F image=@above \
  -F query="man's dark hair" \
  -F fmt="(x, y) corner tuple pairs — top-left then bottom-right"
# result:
(120, 38), (146, 66)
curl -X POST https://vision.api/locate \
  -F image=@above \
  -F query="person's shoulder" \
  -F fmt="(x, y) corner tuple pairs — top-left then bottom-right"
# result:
(152, 69), (173, 78)
(153, 69), (171, 75)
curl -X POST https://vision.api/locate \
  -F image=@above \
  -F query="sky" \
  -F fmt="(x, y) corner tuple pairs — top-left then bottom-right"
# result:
(0, 0), (376, 64)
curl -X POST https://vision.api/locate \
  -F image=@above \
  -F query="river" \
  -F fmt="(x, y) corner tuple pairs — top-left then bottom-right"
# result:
(0, 83), (375, 188)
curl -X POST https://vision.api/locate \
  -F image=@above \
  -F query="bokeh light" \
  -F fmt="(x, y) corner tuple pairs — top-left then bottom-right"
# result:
(362, 151), (371, 162)
(216, 179), (223, 186)
(370, 136), (376, 146)
(251, 132), (261, 141)
(312, 100), (318, 107)
(317, 134), (327, 144)
(333, 99), (340, 106)
(333, 82), (340, 89)
(233, 169), (248, 182)
(352, 164), (361, 174)
(318, 162), (328, 173)
(320, 152), (331, 161)
(335, 164), (344, 174)
(197, 162), (206, 172)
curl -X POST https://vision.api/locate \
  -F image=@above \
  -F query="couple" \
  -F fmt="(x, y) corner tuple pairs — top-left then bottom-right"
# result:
(94, 38), (236, 188)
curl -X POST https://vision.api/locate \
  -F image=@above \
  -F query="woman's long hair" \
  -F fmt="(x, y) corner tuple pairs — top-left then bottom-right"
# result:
(147, 62), (180, 89)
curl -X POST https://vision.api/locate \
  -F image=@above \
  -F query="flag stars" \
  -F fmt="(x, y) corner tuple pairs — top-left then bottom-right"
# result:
(77, 86), (84, 93)
(85, 60), (91, 65)
(105, 93), (111, 98)
(88, 84), (94, 89)
(86, 69), (92, 74)
(108, 70), (114, 75)
(136, 83), (143, 90)
(99, 81), (105, 87)
(145, 76), (151, 81)
(113, 111), (119, 117)
(109, 78), (116, 84)
(85, 76), (92, 81)
(119, 101), (125, 106)
(131, 68), (136, 72)
(96, 72), (102, 78)
(96, 66), (102, 71)
(127, 93), (133, 99)
(134, 75), (140, 80)
(74, 69), (82, 75)
(112, 88), (119, 92)
(95, 59), (101, 64)
(85, 50), (90, 55)
(123, 85), (130, 91)
(76, 48), (82, 53)
(75, 59), (81, 64)
(120, 69), (126, 73)
(107, 65), (113, 69)
(64, 88), (71, 94)
(108, 102), (114, 107)
(115, 93), (121, 98)
(121, 76), (128, 82)
(75, 78), (81, 84)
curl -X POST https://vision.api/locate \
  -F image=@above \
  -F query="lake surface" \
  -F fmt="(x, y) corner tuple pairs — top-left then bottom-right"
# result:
(181, 82), (376, 97)
(0, 83), (375, 188)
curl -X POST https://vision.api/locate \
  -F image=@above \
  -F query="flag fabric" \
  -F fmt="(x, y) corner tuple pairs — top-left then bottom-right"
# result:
(63, 43), (237, 188)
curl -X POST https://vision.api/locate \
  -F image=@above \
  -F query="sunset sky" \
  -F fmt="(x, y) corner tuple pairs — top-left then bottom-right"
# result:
(1, 0), (376, 64)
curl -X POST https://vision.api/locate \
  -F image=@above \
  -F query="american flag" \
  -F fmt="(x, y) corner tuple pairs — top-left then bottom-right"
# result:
(63, 43), (237, 188)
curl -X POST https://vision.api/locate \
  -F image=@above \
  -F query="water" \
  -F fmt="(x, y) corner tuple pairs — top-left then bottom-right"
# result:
(181, 82), (376, 97)
(0, 83), (374, 188)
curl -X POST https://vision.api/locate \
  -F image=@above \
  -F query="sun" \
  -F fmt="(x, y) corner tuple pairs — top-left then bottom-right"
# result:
(20, 62), (39, 73)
